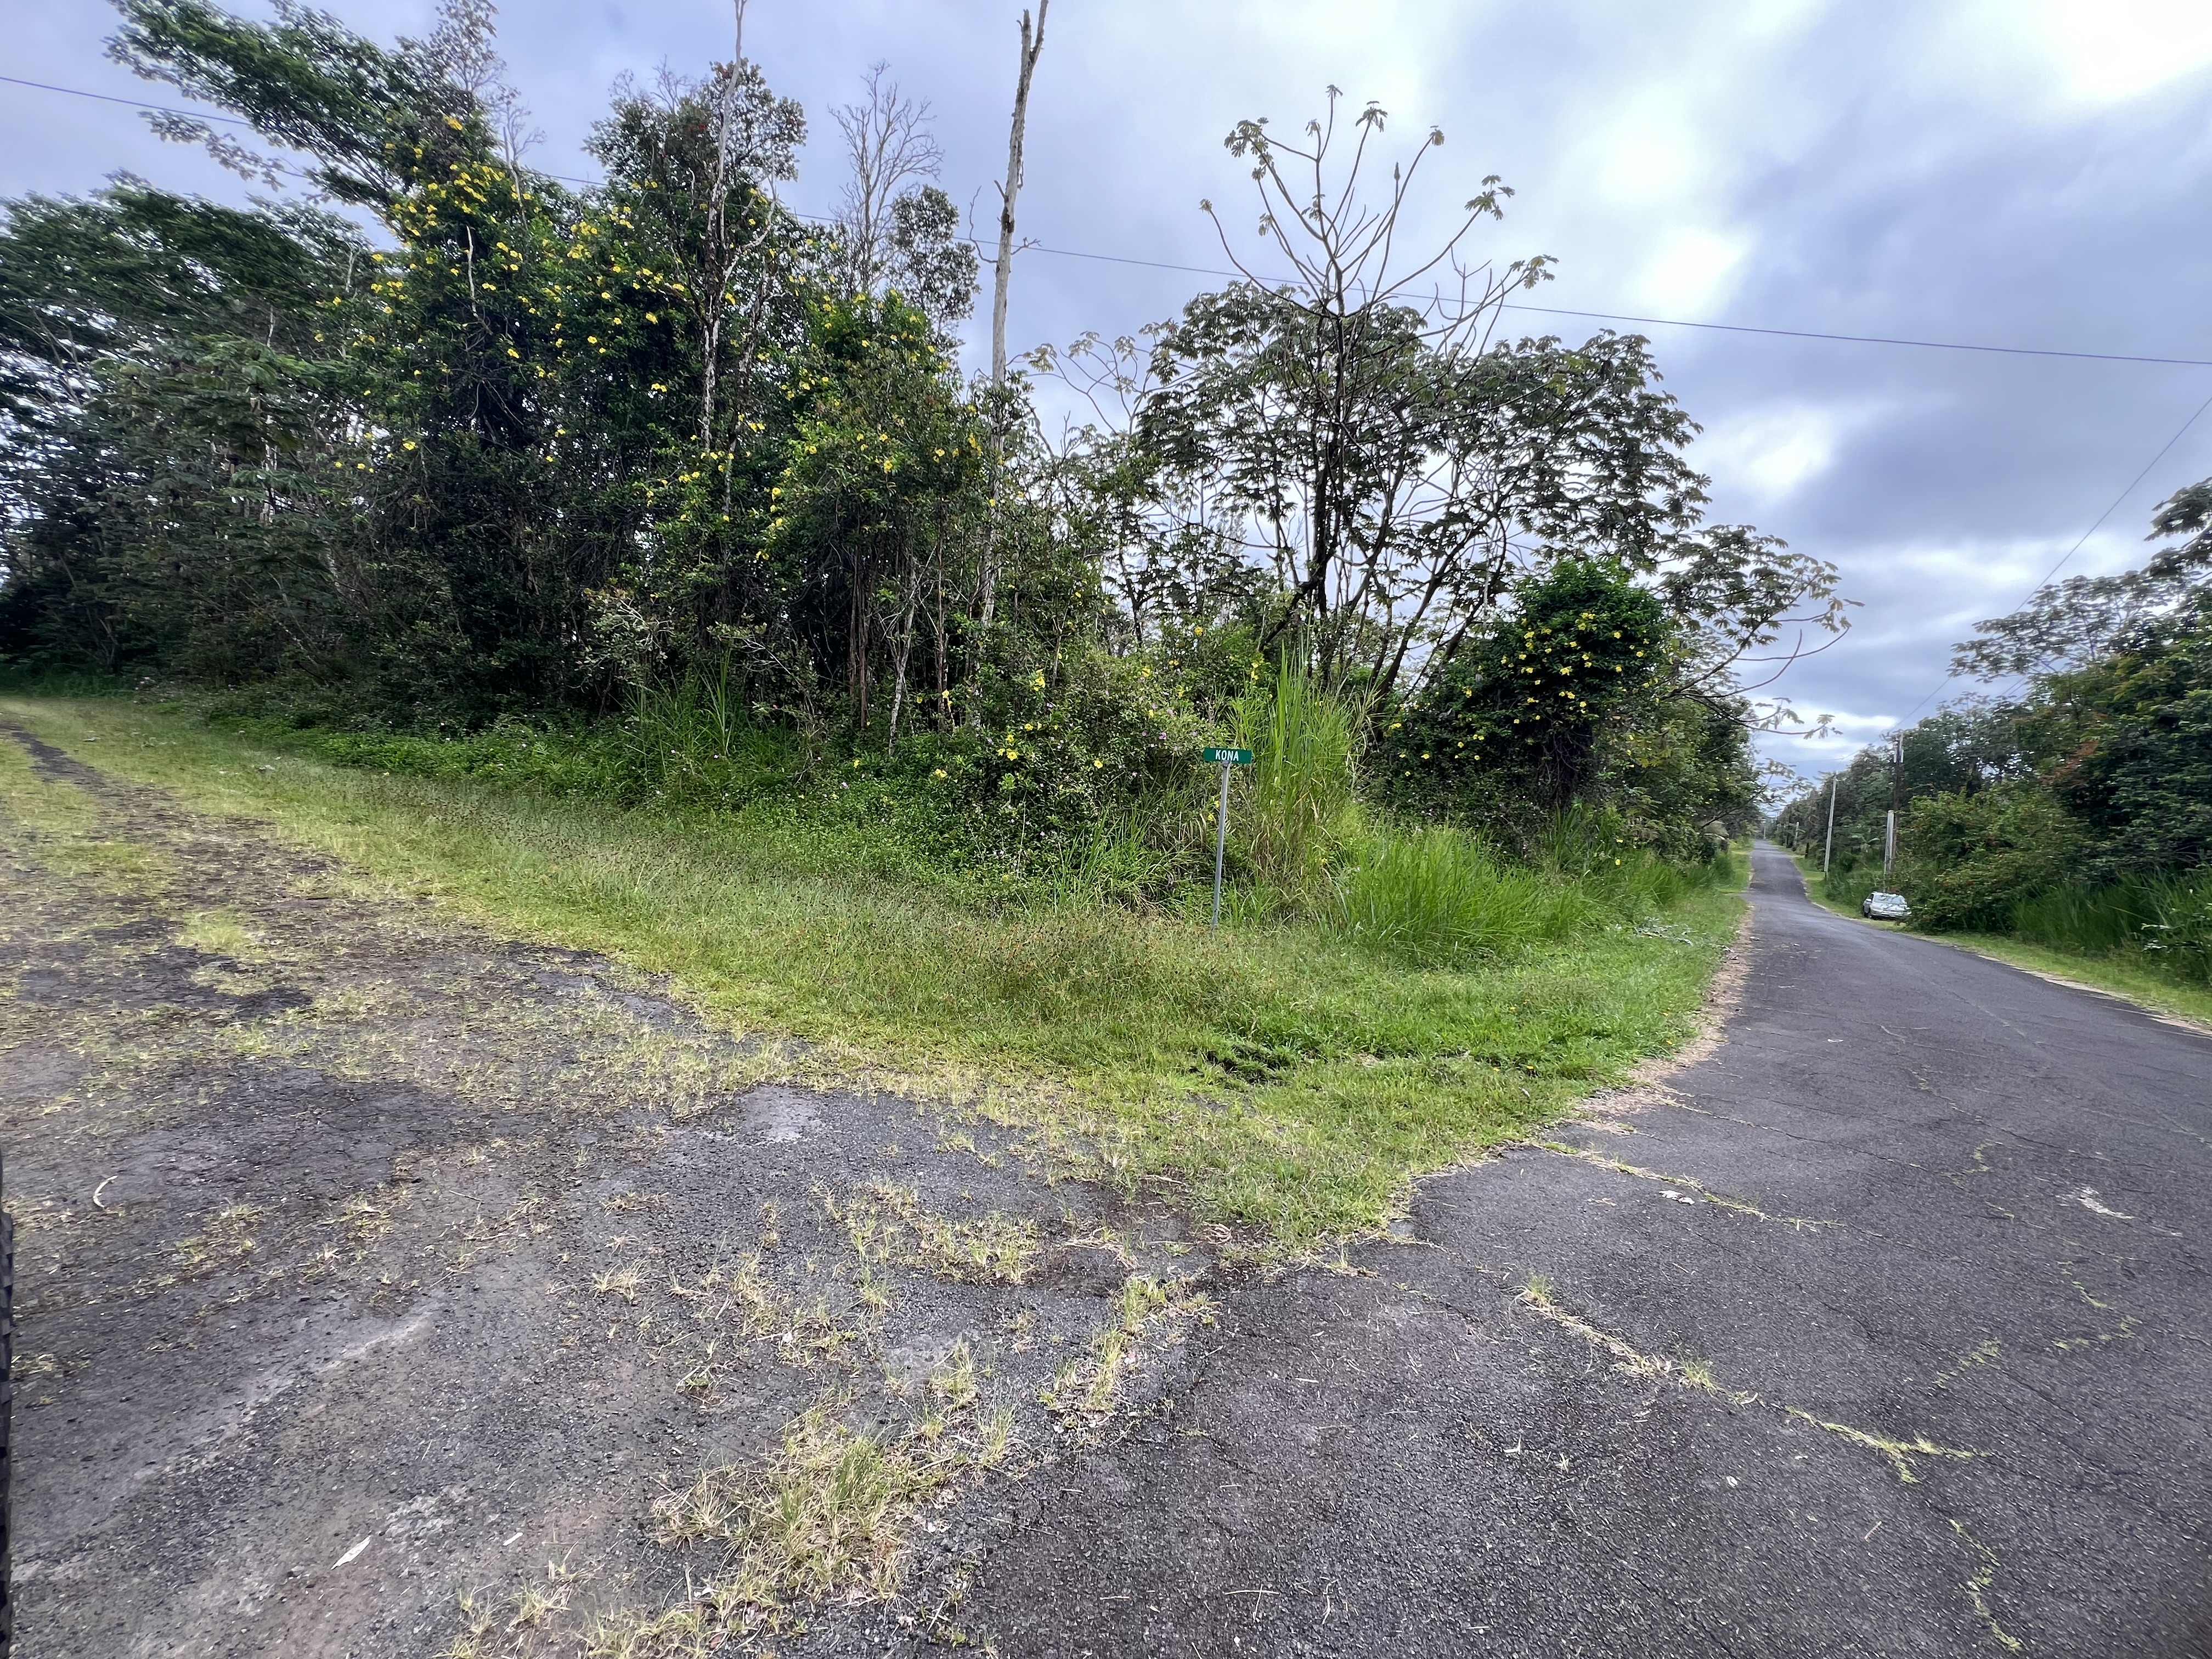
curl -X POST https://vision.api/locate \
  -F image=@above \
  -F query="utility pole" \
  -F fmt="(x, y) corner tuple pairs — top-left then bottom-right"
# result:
(1884, 730), (1903, 882)
(1822, 774), (1837, 877)
(968, 3), (1047, 728)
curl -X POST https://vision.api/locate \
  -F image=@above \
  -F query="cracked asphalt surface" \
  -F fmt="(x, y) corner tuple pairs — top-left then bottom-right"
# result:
(0, 724), (1214, 1658)
(960, 841), (2212, 1657)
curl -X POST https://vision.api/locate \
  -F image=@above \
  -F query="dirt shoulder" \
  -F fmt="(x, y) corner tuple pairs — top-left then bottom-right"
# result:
(0, 721), (1212, 1658)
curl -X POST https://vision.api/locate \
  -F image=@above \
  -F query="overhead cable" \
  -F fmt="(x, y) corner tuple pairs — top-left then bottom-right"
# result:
(8, 71), (2212, 371)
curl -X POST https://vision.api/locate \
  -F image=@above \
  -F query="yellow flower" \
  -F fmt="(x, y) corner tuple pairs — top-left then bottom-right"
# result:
(402, 439), (416, 450)
(932, 768), (947, 779)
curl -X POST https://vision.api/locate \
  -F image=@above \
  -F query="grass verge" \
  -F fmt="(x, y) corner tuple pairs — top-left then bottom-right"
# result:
(1785, 851), (2212, 1032)
(1, 695), (1748, 1245)
(1914, 932), (2212, 1032)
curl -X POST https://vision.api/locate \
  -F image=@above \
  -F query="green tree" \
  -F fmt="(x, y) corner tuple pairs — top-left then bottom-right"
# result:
(1381, 560), (1671, 812)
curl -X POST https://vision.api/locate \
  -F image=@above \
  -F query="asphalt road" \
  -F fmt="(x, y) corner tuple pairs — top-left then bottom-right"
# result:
(959, 841), (2212, 1657)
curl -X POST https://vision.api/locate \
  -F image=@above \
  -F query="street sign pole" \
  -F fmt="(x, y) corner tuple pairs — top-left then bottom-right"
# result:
(1200, 747), (1254, 931)
(1212, 758), (1232, 930)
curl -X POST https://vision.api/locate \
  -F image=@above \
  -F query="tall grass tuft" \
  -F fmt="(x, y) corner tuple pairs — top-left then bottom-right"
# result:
(2013, 874), (2212, 983)
(627, 665), (795, 811)
(1332, 825), (1599, 964)
(1231, 656), (1361, 895)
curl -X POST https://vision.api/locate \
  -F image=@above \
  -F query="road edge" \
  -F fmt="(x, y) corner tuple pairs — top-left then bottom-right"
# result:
(1774, 849), (2212, 1038)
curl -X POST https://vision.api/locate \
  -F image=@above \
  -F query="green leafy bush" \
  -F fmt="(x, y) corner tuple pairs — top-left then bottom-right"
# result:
(1898, 785), (2082, 930)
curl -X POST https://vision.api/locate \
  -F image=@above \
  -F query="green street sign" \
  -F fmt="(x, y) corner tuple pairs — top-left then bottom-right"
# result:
(1203, 747), (1252, 929)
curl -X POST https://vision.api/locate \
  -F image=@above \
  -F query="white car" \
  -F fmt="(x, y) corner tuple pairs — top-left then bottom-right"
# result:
(1861, 891), (1911, 921)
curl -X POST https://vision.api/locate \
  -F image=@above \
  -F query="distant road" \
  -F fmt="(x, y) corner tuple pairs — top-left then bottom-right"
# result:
(962, 840), (2212, 1656)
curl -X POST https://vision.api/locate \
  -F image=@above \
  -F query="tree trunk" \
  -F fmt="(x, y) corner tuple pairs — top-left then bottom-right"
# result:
(973, 2), (1048, 725)
(886, 567), (919, 755)
(990, 1), (1048, 388)
(848, 544), (873, 731)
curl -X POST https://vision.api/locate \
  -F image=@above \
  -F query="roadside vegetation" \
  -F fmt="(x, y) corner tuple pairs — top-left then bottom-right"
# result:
(2, 693), (1745, 1244)
(1772, 484), (2212, 1022)
(0, 1), (1812, 1244)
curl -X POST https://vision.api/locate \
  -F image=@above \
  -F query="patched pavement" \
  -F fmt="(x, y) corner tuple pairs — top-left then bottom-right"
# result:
(959, 842), (2212, 1657)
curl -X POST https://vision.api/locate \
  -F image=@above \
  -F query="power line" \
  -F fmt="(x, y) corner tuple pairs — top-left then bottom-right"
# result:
(10, 70), (2212, 373)
(0, 74), (605, 187)
(1899, 382), (2212, 723)
(1493, 303), (2212, 371)
(0, 74), (257, 127)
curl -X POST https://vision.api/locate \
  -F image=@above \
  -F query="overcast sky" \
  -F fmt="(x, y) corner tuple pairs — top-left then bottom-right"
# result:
(8, 0), (2212, 782)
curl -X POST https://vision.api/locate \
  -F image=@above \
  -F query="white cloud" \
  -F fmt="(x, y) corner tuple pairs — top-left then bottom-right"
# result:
(1626, 225), (1752, 317)
(2029, 0), (2212, 104)
(1696, 402), (1852, 504)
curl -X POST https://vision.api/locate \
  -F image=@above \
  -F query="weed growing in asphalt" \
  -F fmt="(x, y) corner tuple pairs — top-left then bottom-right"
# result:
(828, 1181), (1043, 1284)
(1041, 1271), (1217, 1433)
(646, 1390), (1015, 1624)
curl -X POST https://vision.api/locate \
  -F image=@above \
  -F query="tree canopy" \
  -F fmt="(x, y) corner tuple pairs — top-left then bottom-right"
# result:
(0, 1), (1836, 870)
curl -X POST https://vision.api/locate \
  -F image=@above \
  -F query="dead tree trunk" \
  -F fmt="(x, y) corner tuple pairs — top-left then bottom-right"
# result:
(969, 2), (1048, 727)
(990, 1), (1048, 388)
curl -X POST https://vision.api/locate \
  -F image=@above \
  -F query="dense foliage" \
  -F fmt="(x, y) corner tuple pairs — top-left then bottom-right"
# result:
(1, 2), (1835, 913)
(1772, 486), (2212, 980)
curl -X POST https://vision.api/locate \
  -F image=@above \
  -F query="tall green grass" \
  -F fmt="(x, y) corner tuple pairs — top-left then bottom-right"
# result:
(2013, 874), (2212, 984)
(1330, 826), (1598, 963)
(627, 665), (800, 810)
(1230, 657), (1362, 895)
(1329, 814), (1726, 967)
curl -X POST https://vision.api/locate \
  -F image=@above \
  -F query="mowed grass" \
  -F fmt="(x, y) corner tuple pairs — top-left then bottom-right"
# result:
(1784, 851), (2212, 1033)
(1, 696), (1747, 1244)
